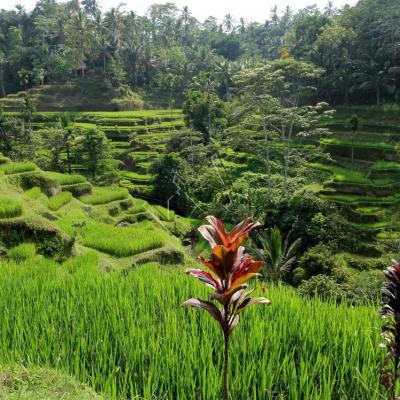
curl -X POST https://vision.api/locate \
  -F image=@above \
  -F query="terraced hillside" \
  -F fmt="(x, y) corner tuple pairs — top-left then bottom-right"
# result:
(0, 158), (196, 271)
(0, 79), (144, 111)
(6, 109), (185, 198)
(309, 107), (400, 265)
(3, 106), (398, 269)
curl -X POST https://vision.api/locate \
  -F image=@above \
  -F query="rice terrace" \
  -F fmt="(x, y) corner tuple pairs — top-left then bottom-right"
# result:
(0, 0), (399, 398)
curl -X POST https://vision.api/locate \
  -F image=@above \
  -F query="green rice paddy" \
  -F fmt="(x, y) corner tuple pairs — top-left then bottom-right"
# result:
(0, 258), (383, 400)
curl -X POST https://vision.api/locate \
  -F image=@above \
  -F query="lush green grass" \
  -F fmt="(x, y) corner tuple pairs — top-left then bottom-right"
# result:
(81, 188), (129, 206)
(153, 205), (175, 222)
(128, 199), (148, 214)
(308, 163), (368, 183)
(0, 197), (23, 218)
(58, 219), (166, 257)
(321, 192), (400, 205)
(24, 187), (42, 199)
(320, 137), (395, 150)
(8, 243), (37, 262)
(120, 171), (151, 182)
(0, 161), (36, 175)
(371, 161), (400, 171)
(0, 258), (383, 399)
(48, 191), (73, 211)
(45, 172), (87, 186)
(309, 162), (399, 186)
(356, 206), (382, 214)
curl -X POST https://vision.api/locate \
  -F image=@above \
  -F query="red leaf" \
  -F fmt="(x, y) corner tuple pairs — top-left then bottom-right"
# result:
(209, 284), (248, 304)
(185, 269), (222, 291)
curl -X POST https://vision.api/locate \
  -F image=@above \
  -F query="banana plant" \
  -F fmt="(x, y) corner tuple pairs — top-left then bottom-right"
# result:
(183, 216), (271, 400)
(254, 226), (302, 285)
(380, 259), (400, 400)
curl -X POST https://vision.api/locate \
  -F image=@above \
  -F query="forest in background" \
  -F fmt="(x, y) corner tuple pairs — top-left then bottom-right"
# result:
(0, 0), (399, 106)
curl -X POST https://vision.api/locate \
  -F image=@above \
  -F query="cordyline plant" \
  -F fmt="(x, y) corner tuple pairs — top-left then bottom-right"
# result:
(183, 216), (271, 400)
(380, 259), (400, 400)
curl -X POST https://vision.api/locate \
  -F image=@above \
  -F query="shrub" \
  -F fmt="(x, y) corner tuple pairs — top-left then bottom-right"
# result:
(8, 243), (36, 262)
(108, 206), (119, 217)
(346, 270), (384, 303)
(48, 192), (72, 211)
(0, 197), (23, 219)
(0, 155), (10, 165)
(294, 244), (342, 284)
(111, 85), (144, 111)
(298, 275), (345, 301)
(119, 199), (133, 210)
(0, 216), (73, 260)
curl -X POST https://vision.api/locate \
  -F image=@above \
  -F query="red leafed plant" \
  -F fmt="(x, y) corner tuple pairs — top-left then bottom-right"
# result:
(380, 259), (400, 400)
(183, 216), (271, 400)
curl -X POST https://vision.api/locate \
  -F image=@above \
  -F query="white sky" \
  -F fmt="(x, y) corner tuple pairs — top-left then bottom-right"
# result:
(2, 0), (358, 23)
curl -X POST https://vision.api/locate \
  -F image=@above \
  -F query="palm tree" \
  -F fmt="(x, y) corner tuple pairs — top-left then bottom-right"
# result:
(81, 0), (101, 20)
(237, 18), (246, 34)
(223, 14), (235, 33)
(254, 227), (302, 285)
(355, 59), (390, 106)
(270, 5), (279, 25)
(324, 1), (336, 18)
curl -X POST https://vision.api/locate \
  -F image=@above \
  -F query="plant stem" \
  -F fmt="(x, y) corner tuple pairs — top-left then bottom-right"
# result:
(223, 331), (230, 400)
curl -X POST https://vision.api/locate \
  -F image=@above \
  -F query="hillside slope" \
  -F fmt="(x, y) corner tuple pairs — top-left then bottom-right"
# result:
(0, 159), (196, 271)
(0, 79), (144, 112)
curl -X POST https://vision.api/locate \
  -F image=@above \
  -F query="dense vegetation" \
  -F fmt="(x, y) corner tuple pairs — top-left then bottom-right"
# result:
(0, 0), (399, 398)
(0, 0), (398, 107)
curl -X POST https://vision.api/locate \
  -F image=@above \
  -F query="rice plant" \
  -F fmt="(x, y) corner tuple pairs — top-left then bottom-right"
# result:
(48, 191), (73, 211)
(8, 243), (36, 262)
(24, 186), (42, 199)
(0, 258), (383, 400)
(45, 172), (87, 186)
(81, 188), (129, 206)
(60, 219), (166, 257)
(0, 197), (23, 218)
(153, 205), (175, 221)
(0, 162), (36, 175)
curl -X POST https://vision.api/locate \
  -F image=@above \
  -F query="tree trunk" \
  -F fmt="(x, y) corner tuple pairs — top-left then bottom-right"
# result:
(66, 143), (72, 174)
(263, 120), (271, 197)
(81, 45), (85, 77)
(0, 64), (5, 98)
(344, 90), (349, 106)
(207, 94), (212, 144)
(376, 85), (380, 106)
